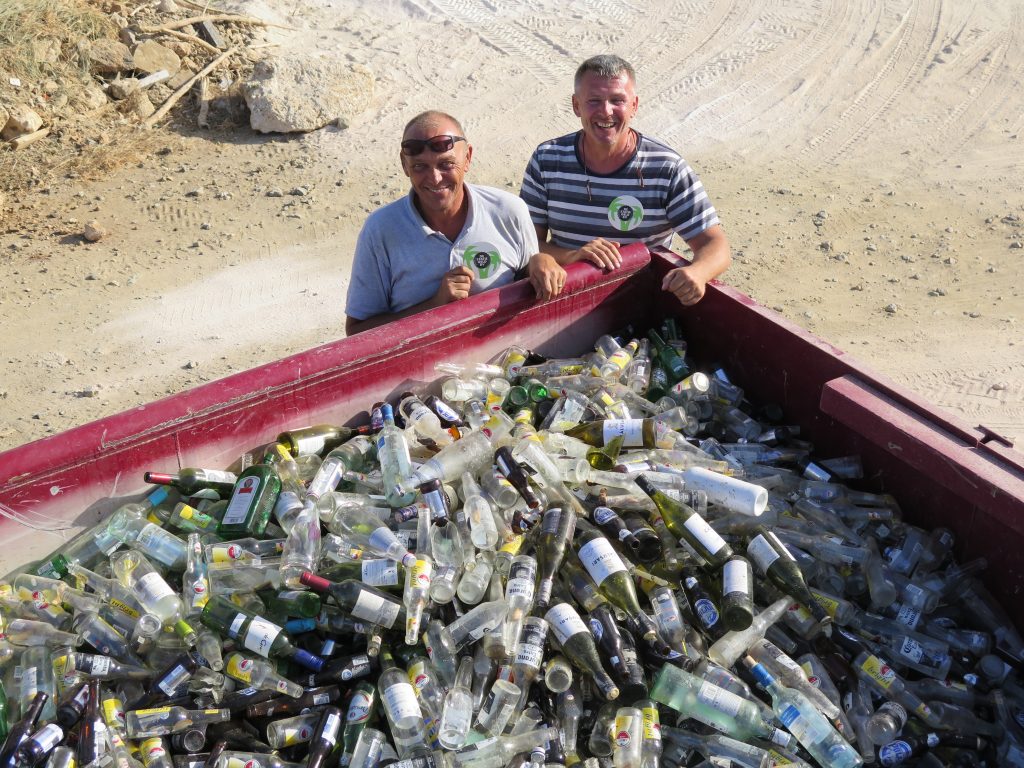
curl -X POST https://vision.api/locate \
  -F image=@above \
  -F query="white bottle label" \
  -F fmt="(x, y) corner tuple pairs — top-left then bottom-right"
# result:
(546, 603), (589, 645)
(158, 663), (191, 694)
(294, 435), (327, 456)
(228, 612), (246, 638)
(896, 603), (921, 628)
(136, 571), (175, 604)
(593, 506), (617, 525)
(696, 681), (743, 717)
(321, 712), (341, 745)
(223, 476), (261, 525)
(507, 577), (535, 601)
(747, 534), (781, 572)
(899, 636), (924, 663)
(578, 537), (627, 586)
(243, 616), (282, 657)
(92, 656), (111, 676)
(361, 560), (400, 587)
(514, 642), (544, 669)
(352, 590), (400, 628)
(383, 682), (421, 721)
(603, 419), (645, 446)
(682, 513), (727, 555)
(34, 724), (65, 752)
(722, 560), (749, 596)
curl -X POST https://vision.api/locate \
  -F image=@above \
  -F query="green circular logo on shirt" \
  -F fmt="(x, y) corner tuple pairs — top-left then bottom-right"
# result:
(462, 243), (500, 278)
(608, 195), (644, 232)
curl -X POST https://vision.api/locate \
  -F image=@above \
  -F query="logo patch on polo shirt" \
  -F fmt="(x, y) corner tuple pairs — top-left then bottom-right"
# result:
(608, 195), (644, 232)
(462, 243), (501, 278)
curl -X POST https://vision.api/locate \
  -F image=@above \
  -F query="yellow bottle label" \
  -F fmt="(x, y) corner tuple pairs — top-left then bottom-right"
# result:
(102, 697), (126, 728)
(811, 591), (839, 618)
(613, 713), (635, 748)
(140, 738), (166, 767)
(110, 598), (140, 619)
(767, 748), (796, 765)
(408, 660), (429, 690)
(499, 535), (524, 557)
(641, 705), (660, 740)
(178, 505), (195, 520)
(411, 558), (432, 585)
(225, 653), (254, 683)
(858, 655), (896, 691)
(134, 707), (172, 717)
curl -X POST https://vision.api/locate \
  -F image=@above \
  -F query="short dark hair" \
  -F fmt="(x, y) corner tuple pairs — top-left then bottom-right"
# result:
(403, 110), (465, 139)
(574, 55), (636, 89)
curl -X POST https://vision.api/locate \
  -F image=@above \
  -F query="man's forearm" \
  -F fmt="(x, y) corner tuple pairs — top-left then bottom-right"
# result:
(686, 226), (732, 283)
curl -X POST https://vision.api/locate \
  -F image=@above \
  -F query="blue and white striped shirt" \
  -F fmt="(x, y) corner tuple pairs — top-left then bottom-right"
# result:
(520, 131), (719, 250)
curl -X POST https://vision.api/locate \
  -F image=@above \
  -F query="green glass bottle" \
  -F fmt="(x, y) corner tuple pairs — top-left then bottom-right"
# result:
(573, 521), (660, 642)
(217, 465), (281, 538)
(747, 526), (831, 629)
(565, 418), (668, 449)
(646, 329), (688, 383)
(635, 474), (733, 569)
(200, 594), (323, 671)
(144, 468), (237, 498)
(276, 424), (370, 458)
(544, 601), (620, 701)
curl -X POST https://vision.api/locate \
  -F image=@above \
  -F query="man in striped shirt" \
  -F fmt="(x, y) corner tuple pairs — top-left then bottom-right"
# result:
(521, 54), (731, 304)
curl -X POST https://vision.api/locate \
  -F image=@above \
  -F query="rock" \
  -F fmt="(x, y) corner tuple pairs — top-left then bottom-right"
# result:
(244, 54), (374, 133)
(123, 90), (155, 119)
(2, 104), (44, 141)
(167, 68), (194, 90)
(290, 186), (308, 196)
(884, 303), (898, 314)
(266, 188), (284, 197)
(132, 40), (181, 76)
(83, 221), (106, 242)
(164, 40), (193, 58)
(157, 0), (178, 11)
(184, 360), (199, 369)
(1010, 241), (1023, 250)
(109, 77), (140, 100)
(76, 84), (108, 111)
(87, 39), (133, 75)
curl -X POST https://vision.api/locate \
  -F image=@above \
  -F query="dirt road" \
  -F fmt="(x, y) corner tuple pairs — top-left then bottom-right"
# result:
(1, 0), (1021, 453)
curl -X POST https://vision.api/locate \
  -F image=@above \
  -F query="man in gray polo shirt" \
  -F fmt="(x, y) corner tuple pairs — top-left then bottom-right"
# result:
(345, 111), (562, 335)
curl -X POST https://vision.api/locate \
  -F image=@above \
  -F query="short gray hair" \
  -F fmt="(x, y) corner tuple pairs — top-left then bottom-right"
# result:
(403, 110), (465, 139)
(574, 55), (636, 89)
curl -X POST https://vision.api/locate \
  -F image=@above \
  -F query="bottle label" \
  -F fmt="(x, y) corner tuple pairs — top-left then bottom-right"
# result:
(858, 655), (896, 690)
(722, 559), (749, 596)
(228, 612), (247, 638)
(157, 663), (191, 695)
(578, 537), (627, 585)
(603, 419), (644, 446)
(102, 698), (126, 728)
(91, 655), (112, 676)
(506, 576), (534, 602)
(545, 603), (589, 645)
(321, 712), (341, 745)
(211, 544), (247, 563)
(136, 571), (175, 604)
(294, 435), (327, 455)
(811, 591), (839, 618)
(243, 616), (282, 657)
(411, 558), (432, 587)
(226, 654), (254, 683)
(281, 724), (314, 745)
(641, 706), (661, 741)
(747, 534), (781, 571)
(896, 603), (921, 628)
(136, 523), (170, 551)
(541, 508), (564, 534)
(593, 506), (618, 525)
(613, 713), (635, 747)
(899, 636), (924, 663)
(34, 723), (64, 752)
(514, 641), (544, 670)
(383, 681), (421, 721)
(223, 476), (261, 526)
(696, 681), (743, 717)
(347, 690), (373, 722)
(682, 513), (727, 555)
(361, 560), (400, 587)
(693, 598), (719, 629)
(879, 741), (912, 767)
(352, 590), (400, 628)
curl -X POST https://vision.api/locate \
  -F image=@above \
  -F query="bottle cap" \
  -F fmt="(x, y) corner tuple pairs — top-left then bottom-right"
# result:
(292, 648), (325, 672)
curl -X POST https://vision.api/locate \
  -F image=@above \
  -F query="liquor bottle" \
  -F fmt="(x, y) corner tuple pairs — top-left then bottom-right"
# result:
(742, 655), (863, 768)
(747, 526), (830, 628)
(2, 617), (81, 649)
(167, 502), (223, 536)
(746, 639), (841, 721)
(574, 521), (659, 641)
(244, 685), (341, 720)
(375, 404), (417, 507)
(125, 706), (231, 739)
(223, 653), (303, 698)
(720, 555), (755, 631)
(377, 648), (425, 758)
(204, 538), (285, 564)
(276, 424), (370, 458)
(502, 554), (537, 652)
(111, 550), (195, 644)
(145, 468), (238, 498)
(535, 506), (577, 609)
(474, 678), (521, 737)
(217, 464), (281, 538)
(646, 584), (689, 655)
(707, 597), (794, 669)
(0, 692), (49, 768)
(62, 653), (150, 680)
(635, 475), (732, 569)
(545, 601), (620, 700)
(511, 617), (549, 703)
(200, 595), (324, 671)
(403, 550), (433, 645)
(105, 503), (188, 569)
(337, 682), (376, 768)
(17, 647), (58, 724)
(612, 706), (642, 768)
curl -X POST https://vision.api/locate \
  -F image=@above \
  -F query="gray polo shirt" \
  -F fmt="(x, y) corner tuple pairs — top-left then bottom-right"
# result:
(345, 183), (539, 321)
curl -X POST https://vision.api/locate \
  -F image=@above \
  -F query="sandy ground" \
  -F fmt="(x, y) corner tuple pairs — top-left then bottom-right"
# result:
(1, 0), (1022, 456)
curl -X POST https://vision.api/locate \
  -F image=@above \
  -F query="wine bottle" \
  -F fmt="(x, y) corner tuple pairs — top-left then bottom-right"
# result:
(747, 526), (830, 628)
(145, 468), (238, 497)
(574, 521), (659, 641)
(276, 424), (369, 458)
(720, 555), (755, 631)
(646, 329), (688, 382)
(545, 601), (620, 700)
(217, 464), (281, 538)
(200, 595), (324, 671)
(635, 475), (732, 569)
(565, 418), (669, 449)
(535, 506), (577, 609)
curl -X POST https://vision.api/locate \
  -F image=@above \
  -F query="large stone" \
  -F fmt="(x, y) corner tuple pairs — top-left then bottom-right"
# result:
(2, 104), (44, 141)
(88, 39), (133, 74)
(243, 54), (374, 134)
(132, 40), (181, 76)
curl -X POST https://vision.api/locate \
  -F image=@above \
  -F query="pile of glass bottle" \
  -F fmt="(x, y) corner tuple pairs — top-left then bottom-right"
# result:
(2, 321), (1024, 768)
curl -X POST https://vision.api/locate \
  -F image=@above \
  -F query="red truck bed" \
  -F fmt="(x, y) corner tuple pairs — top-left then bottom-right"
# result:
(2, 244), (1022, 627)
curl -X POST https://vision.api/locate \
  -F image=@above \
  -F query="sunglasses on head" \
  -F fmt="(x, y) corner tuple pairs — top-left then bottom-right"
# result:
(400, 134), (466, 156)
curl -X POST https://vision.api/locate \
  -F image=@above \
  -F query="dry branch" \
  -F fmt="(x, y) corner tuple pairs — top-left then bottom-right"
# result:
(138, 25), (221, 54)
(146, 14), (290, 32)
